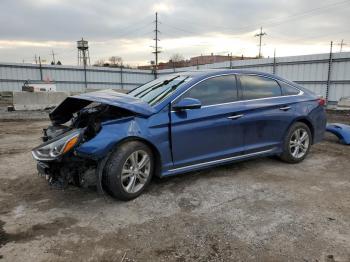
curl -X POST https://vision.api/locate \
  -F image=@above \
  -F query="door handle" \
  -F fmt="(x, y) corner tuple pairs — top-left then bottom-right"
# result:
(227, 114), (244, 120)
(279, 106), (291, 111)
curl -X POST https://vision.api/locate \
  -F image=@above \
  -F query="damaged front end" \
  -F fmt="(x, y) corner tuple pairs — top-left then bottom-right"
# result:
(31, 90), (156, 190)
(32, 103), (132, 189)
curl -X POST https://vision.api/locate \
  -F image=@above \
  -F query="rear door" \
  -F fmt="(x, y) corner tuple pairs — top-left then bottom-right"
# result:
(237, 74), (298, 154)
(170, 75), (245, 168)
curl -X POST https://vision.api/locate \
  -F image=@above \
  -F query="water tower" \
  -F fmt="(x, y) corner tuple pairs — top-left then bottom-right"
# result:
(77, 38), (90, 66)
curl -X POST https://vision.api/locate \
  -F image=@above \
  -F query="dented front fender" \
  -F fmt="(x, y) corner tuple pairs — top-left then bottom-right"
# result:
(75, 116), (151, 159)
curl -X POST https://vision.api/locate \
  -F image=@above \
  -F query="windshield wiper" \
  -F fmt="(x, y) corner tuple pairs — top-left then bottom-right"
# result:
(148, 77), (189, 106)
(135, 76), (180, 98)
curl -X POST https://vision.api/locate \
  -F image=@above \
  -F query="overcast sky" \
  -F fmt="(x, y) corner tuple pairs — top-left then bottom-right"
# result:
(0, 0), (349, 66)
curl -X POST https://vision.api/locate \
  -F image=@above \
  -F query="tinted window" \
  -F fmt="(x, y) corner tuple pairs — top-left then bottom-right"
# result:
(181, 75), (238, 106)
(279, 81), (300, 95)
(240, 75), (282, 100)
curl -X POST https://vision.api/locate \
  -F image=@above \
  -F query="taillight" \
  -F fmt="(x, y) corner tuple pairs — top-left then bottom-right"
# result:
(318, 97), (326, 106)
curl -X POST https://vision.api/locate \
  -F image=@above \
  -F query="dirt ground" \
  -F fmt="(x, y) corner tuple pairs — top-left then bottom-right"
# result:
(0, 111), (350, 262)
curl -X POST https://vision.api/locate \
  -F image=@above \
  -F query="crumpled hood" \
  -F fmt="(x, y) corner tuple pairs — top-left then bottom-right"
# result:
(50, 89), (156, 124)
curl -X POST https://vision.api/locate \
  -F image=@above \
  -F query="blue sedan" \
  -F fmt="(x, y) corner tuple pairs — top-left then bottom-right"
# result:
(32, 70), (327, 200)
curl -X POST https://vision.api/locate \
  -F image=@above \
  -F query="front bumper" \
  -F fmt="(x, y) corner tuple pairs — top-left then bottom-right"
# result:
(37, 161), (49, 175)
(35, 156), (98, 189)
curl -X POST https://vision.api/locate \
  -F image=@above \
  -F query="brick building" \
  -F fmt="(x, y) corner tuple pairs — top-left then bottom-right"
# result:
(138, 53), (253, 70)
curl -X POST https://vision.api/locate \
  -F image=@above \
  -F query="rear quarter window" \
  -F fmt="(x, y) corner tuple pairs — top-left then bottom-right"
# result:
(279, 81), (300, 96)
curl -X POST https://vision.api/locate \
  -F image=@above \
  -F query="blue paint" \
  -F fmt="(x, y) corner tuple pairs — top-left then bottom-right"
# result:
(51, 89), (156, 119)
(70, 70), (327, 177)
(326, 123), (350, 145)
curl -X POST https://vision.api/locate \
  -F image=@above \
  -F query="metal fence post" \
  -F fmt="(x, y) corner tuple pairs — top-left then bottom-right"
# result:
(120, 66), (124, 90)
(326, 41), (333, 104)
(273, 49), (277, 74)
(39, 56), (43, 81)
(84, 63), (87, 89)
(152, 65), (157, 79)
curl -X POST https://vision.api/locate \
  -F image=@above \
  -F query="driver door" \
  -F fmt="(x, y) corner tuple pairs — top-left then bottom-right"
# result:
(170, 74), (245, 169)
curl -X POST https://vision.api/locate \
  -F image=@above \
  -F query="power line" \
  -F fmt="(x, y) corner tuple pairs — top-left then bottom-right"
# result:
(268, 27), (350, 44)
(260, 0), (350, 29)
(114, 21), (153, 39)
(161, 15), (350, 50)
(161, 0), (350, 35)
(112, 15), (153, 36)
(161, 22), (197, 35)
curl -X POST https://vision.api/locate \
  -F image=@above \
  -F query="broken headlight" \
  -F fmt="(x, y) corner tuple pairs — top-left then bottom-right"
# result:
(32, 130), (81, 161)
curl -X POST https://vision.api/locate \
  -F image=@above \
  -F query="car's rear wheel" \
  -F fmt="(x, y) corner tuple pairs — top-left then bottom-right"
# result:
(279, 122), (312, 163)
(104, 141), (154, 201)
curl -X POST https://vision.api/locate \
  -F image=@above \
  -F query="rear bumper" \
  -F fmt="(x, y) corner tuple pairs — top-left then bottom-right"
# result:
(326, 123), (350, 145)
(309, 106), (327, 144)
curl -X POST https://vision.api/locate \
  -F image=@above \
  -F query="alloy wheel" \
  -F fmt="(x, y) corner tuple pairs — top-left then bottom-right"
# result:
(289, 128), (310, 159)
(121, 150), (151, 194)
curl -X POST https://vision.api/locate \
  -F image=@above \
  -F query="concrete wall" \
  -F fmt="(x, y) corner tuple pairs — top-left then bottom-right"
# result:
(1, 88), (128, 110)
(11, 91), (70, 110)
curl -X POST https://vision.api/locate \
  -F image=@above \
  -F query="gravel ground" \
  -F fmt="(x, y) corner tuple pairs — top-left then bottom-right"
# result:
(0, 112), (350, 262)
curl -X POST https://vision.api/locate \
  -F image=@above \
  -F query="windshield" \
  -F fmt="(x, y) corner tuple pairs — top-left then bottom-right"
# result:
(128, 75), (191, 106)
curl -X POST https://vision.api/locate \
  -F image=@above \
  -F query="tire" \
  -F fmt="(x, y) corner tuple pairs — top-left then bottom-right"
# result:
(104, 141), (154, 201)
(279, 122), (312, 163)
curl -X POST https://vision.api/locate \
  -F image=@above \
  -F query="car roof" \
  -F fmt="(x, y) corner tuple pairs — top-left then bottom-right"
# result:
(159, 69), (311, 92)
(159, 69), (278, 80)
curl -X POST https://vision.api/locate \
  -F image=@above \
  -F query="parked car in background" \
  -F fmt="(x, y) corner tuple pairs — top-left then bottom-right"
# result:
(32, 70), (327, 200)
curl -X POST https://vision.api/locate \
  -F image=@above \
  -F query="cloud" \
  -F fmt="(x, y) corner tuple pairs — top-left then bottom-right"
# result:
(0, 40), (72, 48)
(152, 2), (174, 13)
(0, 0), (349, 65)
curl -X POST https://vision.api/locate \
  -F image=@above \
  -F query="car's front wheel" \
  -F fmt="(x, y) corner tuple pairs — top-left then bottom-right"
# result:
(279, 122), (312, 163)
(104, 141), (154, 201)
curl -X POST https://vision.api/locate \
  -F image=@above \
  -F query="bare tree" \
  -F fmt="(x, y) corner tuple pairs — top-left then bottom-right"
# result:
(170, 53), (184, 63)
(94, 59), (105, 67)
(170, 53), (185, 69)
(122, 64), (132, 69)
(108, 56), (123, 67)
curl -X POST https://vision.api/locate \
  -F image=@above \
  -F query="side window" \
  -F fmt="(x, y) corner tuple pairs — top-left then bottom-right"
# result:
(279, 81), (300, 96)
(180, 75), (238, 106)
(240, 75), (282, 100)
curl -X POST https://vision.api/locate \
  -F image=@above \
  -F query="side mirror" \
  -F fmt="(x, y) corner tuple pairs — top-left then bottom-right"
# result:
(172, 97), (202, 111)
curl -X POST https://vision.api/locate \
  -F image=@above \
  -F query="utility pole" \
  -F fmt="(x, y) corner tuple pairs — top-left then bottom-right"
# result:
(51, 50), (57, 64)
(255, 27), (266, 58)
(337, 39), (346, 52)
(326, 41), (333, 104)
(34, 54), (38, 64)
(152, 12), (161, 78)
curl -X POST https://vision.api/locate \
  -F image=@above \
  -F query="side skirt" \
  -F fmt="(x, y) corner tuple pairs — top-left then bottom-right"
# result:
(162, 148), (278, 177)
